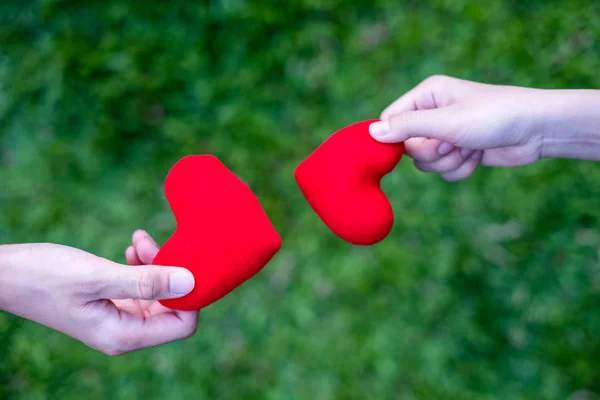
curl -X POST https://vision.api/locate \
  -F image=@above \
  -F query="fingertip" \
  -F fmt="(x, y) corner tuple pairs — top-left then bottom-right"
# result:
(369, 120), (391, 141)
(168, 267), (195, 297)
(131, 230), (159, 265)
(132, 229), (149, 244)
(126, 246), (142, 265)
(125, 245), (134, 261)
(438, 142), (454, 156)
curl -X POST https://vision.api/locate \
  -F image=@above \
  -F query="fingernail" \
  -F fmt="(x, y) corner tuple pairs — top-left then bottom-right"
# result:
(471, 150), (481, 160)
(437, 142), (454, 155)
(369, 120), (390, 138)
(460, 147), (472, 158)
(170, 270), (195, 295)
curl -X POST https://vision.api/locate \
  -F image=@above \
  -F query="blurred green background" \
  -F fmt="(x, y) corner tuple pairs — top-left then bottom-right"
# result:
(1, 1), (600, 399)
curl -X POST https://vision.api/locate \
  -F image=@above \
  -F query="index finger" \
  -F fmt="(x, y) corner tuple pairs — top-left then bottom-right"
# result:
(380, 76), (446, 119)
(99, 308), (199, 355)
(404, 138), (452, 163)
(380, 75), (473, 120)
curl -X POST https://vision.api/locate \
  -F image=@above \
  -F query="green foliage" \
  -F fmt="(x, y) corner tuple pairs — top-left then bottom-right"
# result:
(1, 0), (600, 399)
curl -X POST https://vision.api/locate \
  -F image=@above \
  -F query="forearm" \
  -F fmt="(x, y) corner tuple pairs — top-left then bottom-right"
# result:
(0, 244), (44, 314)
(0, 244), (18, 311)
(540, 90), (600, 161)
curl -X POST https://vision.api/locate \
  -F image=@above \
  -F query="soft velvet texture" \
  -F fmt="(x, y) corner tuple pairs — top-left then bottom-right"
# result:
(154, 155), (282, 310)
(295, 120), (405, 245)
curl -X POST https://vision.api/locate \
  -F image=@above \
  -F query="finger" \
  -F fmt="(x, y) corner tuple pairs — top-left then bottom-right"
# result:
(91, 264), (195, 301)
(441, 150), (482, 181)
(132, 230), (160, 265)
(380, 85), (422, 119)
(414, 147), (473, 173)
(370, 108), (460, 144)
(126, 309), (199, 352)
(404, 138), (454, 163)
(99, 309), (199, 355)
(380, 75), (461, 119)
(125, 246), (142, 266)
(480, 145), (536, 167)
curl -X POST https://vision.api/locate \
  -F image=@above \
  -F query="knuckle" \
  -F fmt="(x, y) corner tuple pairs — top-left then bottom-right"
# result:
(443, 113), (467, 145)
(442, 166), (474, 182)
(82, 279), (105, 298)
(405, 138), (441, 163)
(441, 172), (460, 182)
(389, 112), (411, 131)
(75, 270), (110, 299)
(461, 164), (477, 180)
(445, 156), (467, 173)
(82, 328), (127, 356)
(441, 168), (467, 181)
(182, 322), (198, 339)
(102, 346), (127, 357)
(413, 161), (431, 173)
(113, 334), (135, 355)
(106, 351), (125, 357)
(463, 169), (475, 180)
(103, 327), (137, 356)
(424, 74), (449, 86)
(138, 269), (161, 299)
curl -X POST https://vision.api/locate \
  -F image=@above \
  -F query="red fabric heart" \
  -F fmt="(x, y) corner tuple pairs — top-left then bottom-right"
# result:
(295, 120), (405, 245)
(154, 155), (282, 311)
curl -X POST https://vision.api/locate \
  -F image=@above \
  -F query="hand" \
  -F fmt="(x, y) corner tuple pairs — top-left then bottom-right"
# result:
(0, 230), (197, 355)
(369, 75), (600, 181)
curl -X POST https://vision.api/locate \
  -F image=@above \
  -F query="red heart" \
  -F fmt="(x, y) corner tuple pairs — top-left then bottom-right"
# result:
(154, 155), (282, 311)
(295, 120), (405, 245)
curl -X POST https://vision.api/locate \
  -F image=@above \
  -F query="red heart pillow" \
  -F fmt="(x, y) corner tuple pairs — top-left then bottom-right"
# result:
(295, 120), (405, 245)
(153, 155), (282, 311)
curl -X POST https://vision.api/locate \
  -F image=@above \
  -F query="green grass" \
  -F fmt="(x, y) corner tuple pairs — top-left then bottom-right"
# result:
(1, 1), (600, 399)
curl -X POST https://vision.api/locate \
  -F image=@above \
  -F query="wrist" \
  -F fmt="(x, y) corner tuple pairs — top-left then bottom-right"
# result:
(539, 89), (600, 160)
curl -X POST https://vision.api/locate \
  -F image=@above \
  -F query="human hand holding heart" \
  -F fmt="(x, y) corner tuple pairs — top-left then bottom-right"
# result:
(153, 155), (282, 311)
(295, 120), (405, 245)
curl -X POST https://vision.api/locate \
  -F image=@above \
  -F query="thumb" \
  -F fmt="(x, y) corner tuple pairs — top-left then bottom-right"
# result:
(91, 264), (195, 300)
(369, 108), (458, 144)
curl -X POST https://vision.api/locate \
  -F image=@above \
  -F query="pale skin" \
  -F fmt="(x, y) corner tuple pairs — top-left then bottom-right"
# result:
(369, 75), (600, 180)
(0, 230), (197, 356)
(2, 75), (600, 355)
